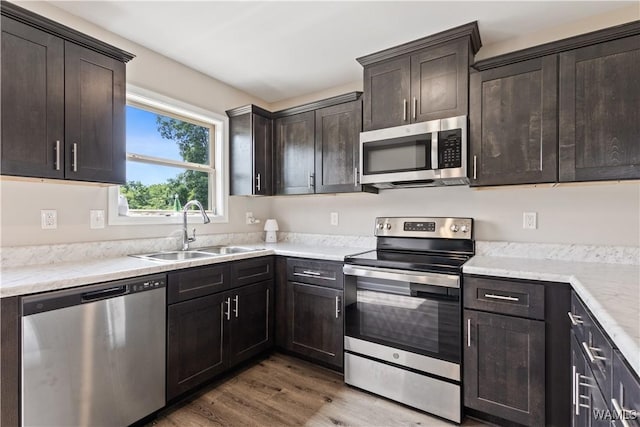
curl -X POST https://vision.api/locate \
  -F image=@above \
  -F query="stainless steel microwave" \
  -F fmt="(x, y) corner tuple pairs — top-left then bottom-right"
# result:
(359, 115), (468, 189)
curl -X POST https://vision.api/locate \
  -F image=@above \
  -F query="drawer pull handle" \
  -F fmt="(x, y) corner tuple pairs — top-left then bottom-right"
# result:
(484, 293), (519, 302)
(582, 341), (607, 363)
(302, 270), (321, 276)
(568, 311), (584, 326)
(611, 398), (632, 427)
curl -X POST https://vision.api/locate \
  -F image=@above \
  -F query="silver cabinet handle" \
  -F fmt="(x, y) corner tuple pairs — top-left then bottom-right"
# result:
(54, 140), (61, 171)
(484, 293), (519, 302)
(467, 318), (471, 347)
(72, 143), (78, 172)
(611, 398), (632, 427)
(582, 341), (607, 363)
(568, 311), (584, 326)
(473, 155), (477, 180)
(224, 297), (231, 320)
(302, 270), (321, 276)
(574, 370), (580, 415)
(412, 97), (417, 120)
(354, 167), (358, 186)
(403, 99), (407, 121)
(256, 173), (261, 192)
(233, 295), (239, 318)
(335, 296), (340, 319)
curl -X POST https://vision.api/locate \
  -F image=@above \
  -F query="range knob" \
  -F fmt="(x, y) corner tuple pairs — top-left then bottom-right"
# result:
(385, 223), (392, 230)
(461, 225), (469, 233)
(450, 224), (459, 233)
(377, 223), (384, 230)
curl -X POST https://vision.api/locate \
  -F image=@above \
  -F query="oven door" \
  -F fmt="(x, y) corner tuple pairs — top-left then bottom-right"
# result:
(343, 265), (460, 365)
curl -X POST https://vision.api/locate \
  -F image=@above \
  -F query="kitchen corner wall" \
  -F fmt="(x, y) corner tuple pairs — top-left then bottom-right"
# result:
(1, 1), (271, 247)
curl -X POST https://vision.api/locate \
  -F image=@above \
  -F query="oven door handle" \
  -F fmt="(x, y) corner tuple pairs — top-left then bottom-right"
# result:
(343, 265), (460, 289)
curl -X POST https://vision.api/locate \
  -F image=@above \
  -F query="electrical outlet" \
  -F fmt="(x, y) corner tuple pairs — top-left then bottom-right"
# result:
(245, 211), (260, 225)
(523, 212), (537, 230)
(90, 210), (105, 229)
(330, 212), (339, 226)
(41, 209), (57, 229)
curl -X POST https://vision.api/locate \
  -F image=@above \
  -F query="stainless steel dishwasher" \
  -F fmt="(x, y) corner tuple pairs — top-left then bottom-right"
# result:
(21, 274), (166, 427)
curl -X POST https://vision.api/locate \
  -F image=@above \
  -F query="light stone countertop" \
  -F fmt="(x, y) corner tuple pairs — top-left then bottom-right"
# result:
(464, 256), (640, 377)
(0, 243), (371, 299)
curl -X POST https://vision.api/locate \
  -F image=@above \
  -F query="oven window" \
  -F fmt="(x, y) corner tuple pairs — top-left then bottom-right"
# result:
(345, 277), (460, 363)
(363, 135), (432, 175)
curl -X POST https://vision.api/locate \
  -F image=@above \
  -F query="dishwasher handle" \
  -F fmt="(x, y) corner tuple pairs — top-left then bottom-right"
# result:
(81, 285), (128, 302)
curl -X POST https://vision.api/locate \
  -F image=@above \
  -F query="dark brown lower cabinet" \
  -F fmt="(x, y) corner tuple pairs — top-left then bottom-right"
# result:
(286, 281), (343, 369)
(464, 310), (546, 426)
(167, 280), (274, 401)
(167, 292), (226, 400)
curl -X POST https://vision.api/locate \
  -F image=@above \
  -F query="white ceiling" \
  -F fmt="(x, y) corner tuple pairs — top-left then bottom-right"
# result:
(51, 1), (633, 103)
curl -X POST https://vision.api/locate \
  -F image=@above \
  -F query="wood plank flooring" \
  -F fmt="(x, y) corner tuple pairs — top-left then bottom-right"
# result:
(148, 353), (487, 427)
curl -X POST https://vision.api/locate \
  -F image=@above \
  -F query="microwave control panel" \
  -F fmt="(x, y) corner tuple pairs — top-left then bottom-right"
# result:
(438, 129), (462, 169)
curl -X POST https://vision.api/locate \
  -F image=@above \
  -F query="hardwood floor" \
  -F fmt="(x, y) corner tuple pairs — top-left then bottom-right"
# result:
(149, 353), (487, 427)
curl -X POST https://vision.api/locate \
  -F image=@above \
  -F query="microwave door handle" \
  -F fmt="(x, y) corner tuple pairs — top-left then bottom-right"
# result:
(431, 131), (439, 170)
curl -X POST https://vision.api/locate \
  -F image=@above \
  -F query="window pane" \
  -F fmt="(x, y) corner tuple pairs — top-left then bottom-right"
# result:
(122, 161), (209, 210)
(126, 105), (210, 165)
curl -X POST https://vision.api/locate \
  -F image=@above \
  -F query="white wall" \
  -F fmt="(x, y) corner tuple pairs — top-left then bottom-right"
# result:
(269, 183), (640, 246)
(1, 1), (271, 247)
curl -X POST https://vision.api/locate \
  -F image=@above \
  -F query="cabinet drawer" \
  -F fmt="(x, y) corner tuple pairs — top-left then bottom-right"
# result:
(286, 258), (344, 289)
(570, 293), (614, 404)
(231, 256), (274, 287)
(168, 264), (231, 304)
(464, 276), (544, 320)
(612, 351), (640, 424)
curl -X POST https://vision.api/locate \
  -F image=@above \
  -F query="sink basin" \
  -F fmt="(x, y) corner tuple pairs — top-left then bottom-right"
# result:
(130, 246), (264, 262)
(131, 251), (218, 262)
(197, 246), (261, 255)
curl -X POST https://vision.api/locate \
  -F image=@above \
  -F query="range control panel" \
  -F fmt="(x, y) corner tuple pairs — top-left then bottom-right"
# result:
(375, 217), (473, 239)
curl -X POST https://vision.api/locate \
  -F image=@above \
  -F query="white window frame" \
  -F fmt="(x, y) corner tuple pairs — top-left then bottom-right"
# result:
(108, 85), (229, 225)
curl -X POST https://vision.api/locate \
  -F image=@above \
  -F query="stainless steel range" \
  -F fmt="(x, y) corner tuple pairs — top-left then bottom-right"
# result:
(343, 217), (474, 423)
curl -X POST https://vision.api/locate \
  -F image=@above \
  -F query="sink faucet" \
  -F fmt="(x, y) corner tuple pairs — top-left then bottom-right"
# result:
(182, 200), (211, 251)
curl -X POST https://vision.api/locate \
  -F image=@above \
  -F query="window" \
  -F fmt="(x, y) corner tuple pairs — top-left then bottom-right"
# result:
(108, 86), (228, 225)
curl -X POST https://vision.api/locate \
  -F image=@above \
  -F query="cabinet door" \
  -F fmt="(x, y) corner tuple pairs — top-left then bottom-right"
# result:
(274, 112), (315, 194)
(286, 282), (343, 369)
(469, 56), (558, 186)
(229, 112), (252, 195)
(253, 113), (273, 195)
(65, 42), (126, 184)
(167, 292), (227, 401)
(464, 310), (545, 426)
(411, 39), (468, 123)
(559, 35), (640, 182)
(227, 280), (274, 367)
(1, 17), (64, 179)
(315, 100), (362, 193)
(362, 56), (411, 131)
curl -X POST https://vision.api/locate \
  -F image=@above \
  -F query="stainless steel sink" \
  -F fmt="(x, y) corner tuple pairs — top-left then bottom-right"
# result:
(131, 250), (218, 262)
(197, 246), (260, 255)
(130, 246), (264, 262)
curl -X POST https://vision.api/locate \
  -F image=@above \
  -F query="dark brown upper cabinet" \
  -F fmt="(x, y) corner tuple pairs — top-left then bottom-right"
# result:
(469, 56), (558, 186)
(472, 20), (640, 186)
(358, 22), (481, 131)
(314, 100), (363, 193)
(1, 16), (64, 180)
(0, 3), (133, 184)
(271, 92), (372, 195)
(227, 105), (273, 196)
(559, 34), (640, 182)
(274, 111), (316, 195)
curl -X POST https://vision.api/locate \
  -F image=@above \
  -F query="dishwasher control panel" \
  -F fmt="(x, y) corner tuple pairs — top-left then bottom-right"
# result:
(22, 274), (166, 316)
